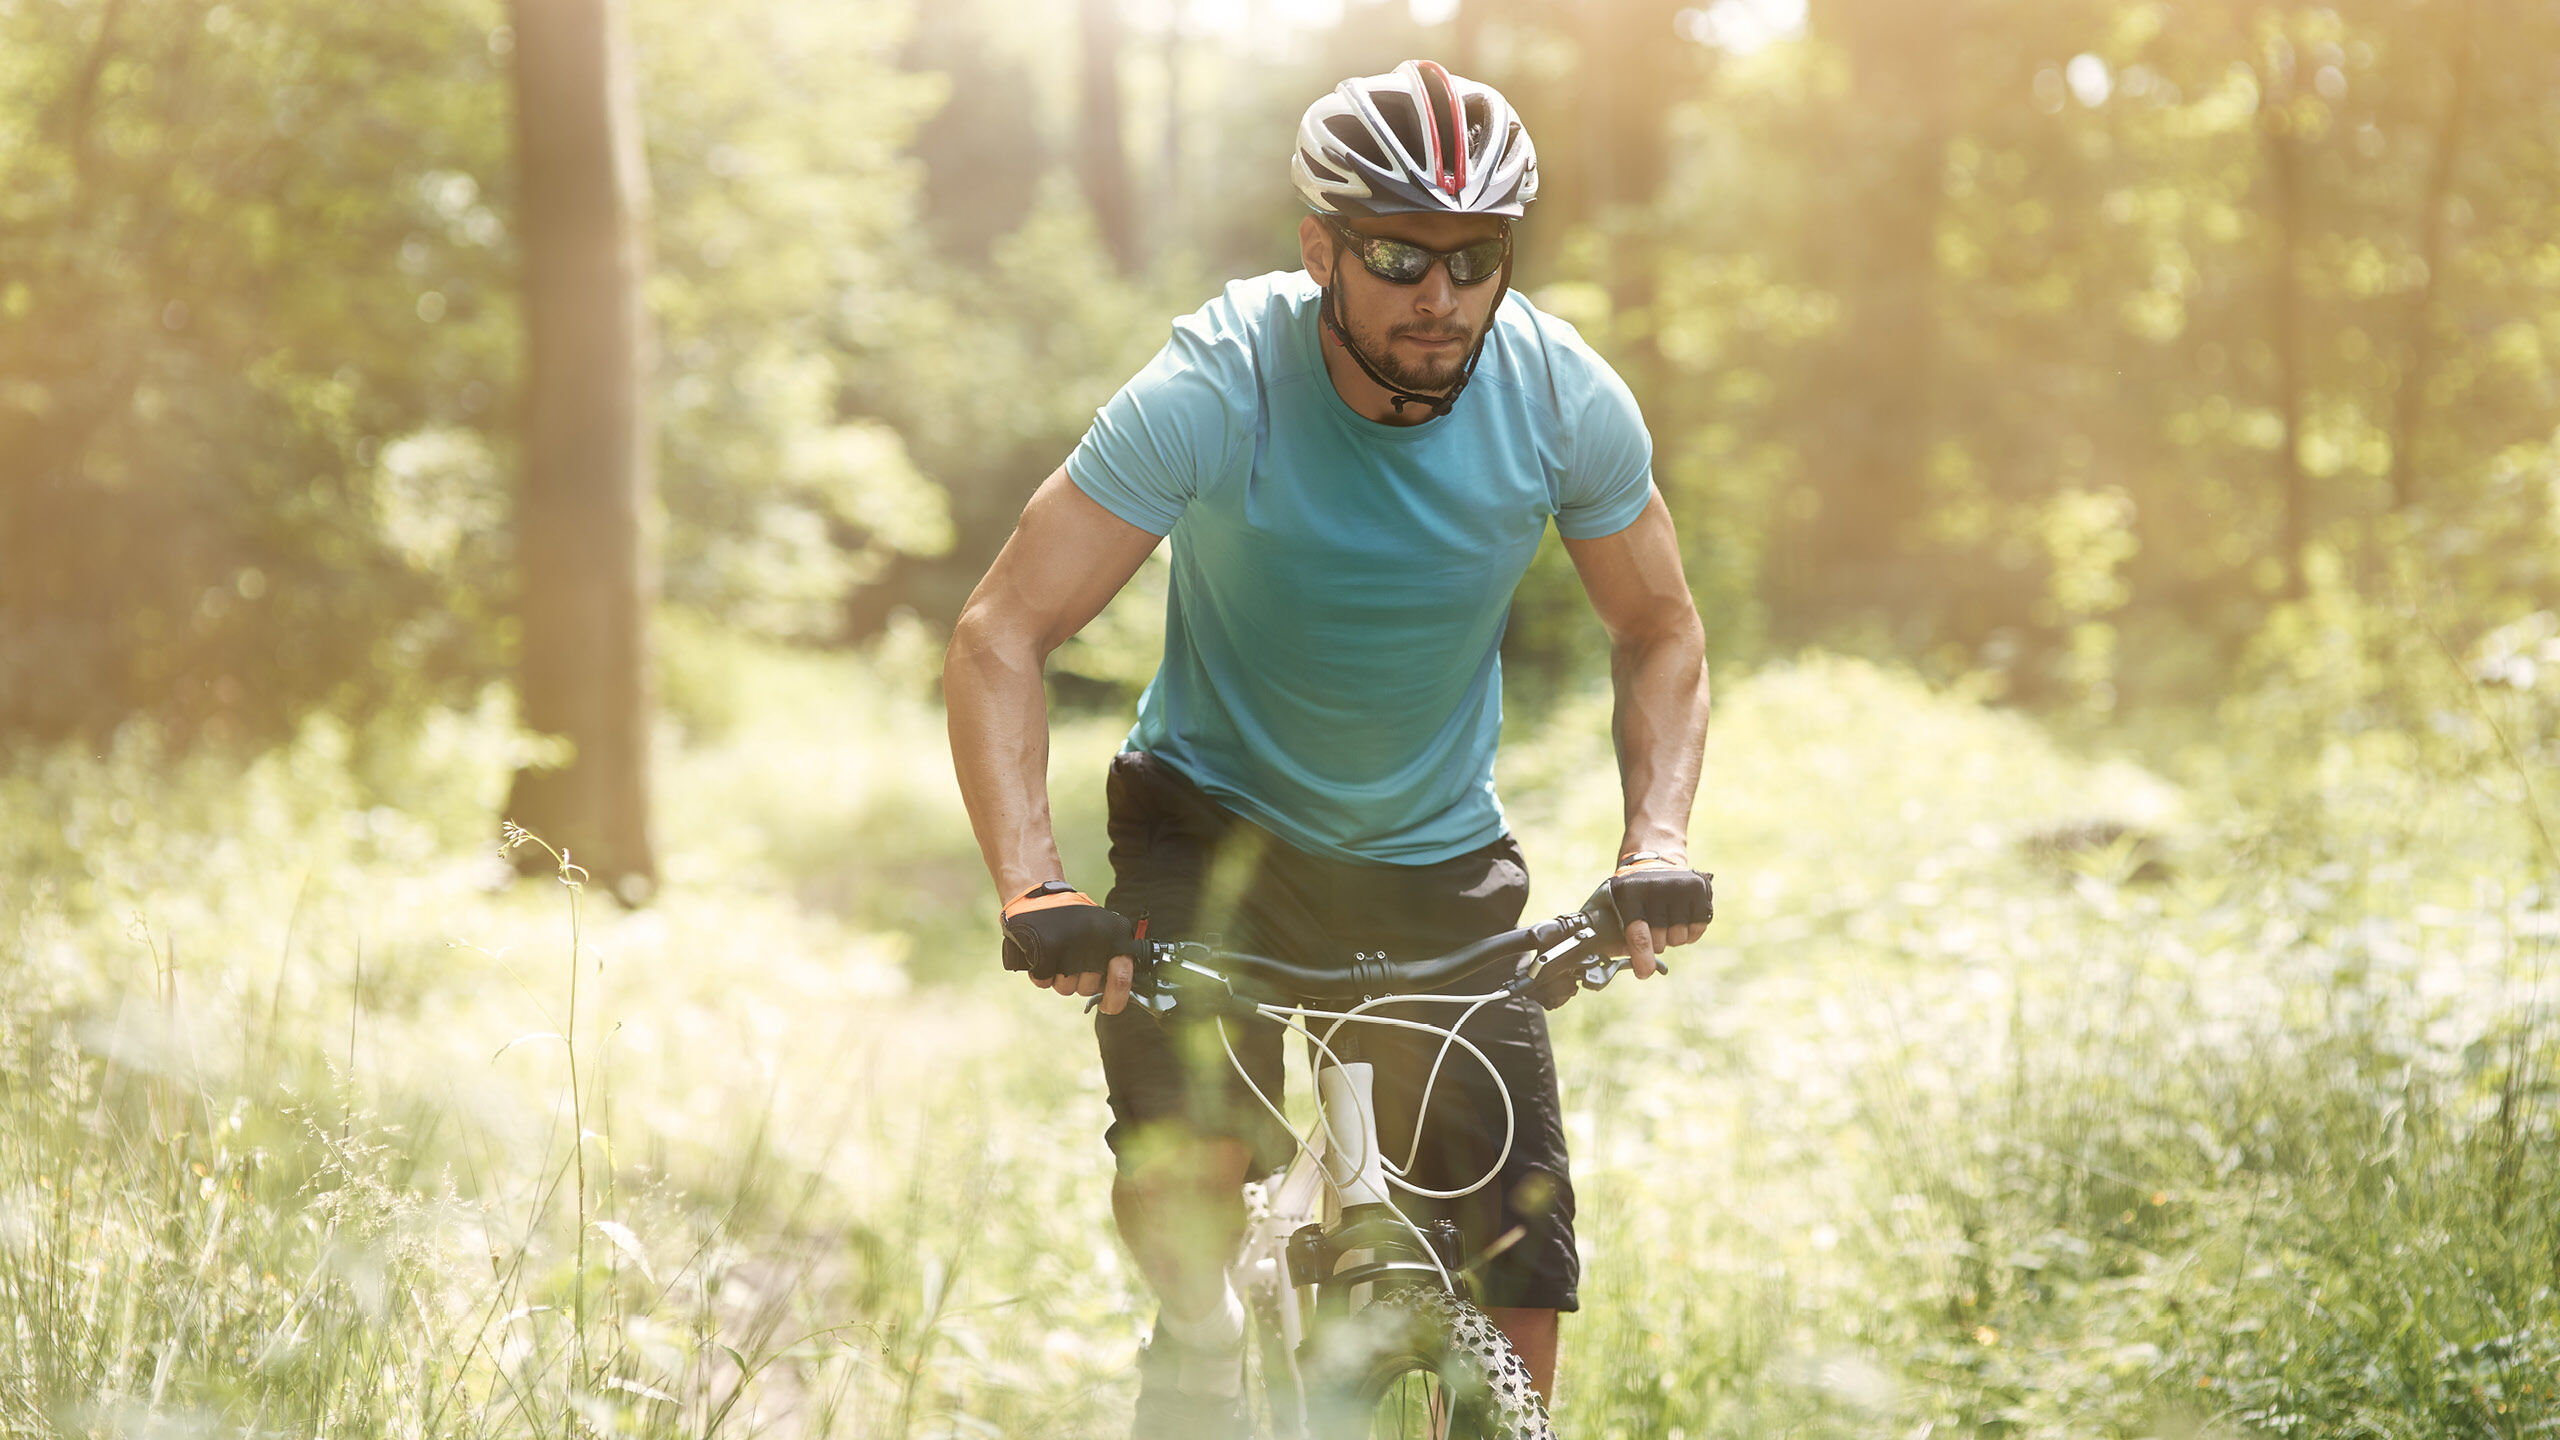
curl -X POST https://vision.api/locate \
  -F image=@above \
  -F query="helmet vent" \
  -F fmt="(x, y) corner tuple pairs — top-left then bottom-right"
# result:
(1324, 113), (1389, 171)
(1464, 94), (1492, 156)
(1369, 91), (1427, 169)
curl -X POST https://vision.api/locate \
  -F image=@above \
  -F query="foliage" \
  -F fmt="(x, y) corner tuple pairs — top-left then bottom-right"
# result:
(0, 0), (1131, 750)
(1571, 0), (2560, 707)
(0, 638), (1136, 1434)
(0, 0), (514, 746)
(16, 0), (2560, 751)
(635, 0), (955, 640)
(13, 0), (2560, 1430)
(5, 638), (2558, 1434)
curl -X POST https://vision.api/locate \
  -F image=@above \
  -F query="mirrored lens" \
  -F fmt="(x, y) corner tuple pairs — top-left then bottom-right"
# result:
(1444, 239), (1507, 285)
(1358, 237), (1436, 283)
(1337, 225), (1508, 287)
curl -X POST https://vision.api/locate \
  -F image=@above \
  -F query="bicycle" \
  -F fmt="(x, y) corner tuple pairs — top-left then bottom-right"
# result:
(1118, 893), (1661, 1439)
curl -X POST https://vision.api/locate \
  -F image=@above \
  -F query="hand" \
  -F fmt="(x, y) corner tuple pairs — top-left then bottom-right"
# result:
(1000, 883), (1139, 1015)
(1588, 855), (1714, 980)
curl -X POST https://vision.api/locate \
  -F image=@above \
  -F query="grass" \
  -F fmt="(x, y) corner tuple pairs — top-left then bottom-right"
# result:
(2, 631), (2556, 1437)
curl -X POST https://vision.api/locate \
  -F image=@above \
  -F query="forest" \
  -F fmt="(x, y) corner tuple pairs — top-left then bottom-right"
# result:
(5, 0), (2560, 1433)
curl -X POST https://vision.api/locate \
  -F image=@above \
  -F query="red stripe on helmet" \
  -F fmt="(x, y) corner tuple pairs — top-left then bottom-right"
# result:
(1415, 60), (1464, 197)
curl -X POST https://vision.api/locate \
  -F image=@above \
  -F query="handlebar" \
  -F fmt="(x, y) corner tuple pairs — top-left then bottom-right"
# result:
(1126, 893), (1659, 1017)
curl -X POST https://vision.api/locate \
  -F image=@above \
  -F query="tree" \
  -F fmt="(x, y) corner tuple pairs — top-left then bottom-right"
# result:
(1787, 0), (1958, 630)
(2386, 0), (2475, 517)
(0, 0), (514, 749)
(906, 0), (1043, 261)
(505, 0), (658, 897)
(1076, 0), (1139, 274)
(2260, 24), (2313, 598)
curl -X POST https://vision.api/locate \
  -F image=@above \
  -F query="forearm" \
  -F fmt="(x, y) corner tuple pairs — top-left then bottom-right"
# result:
(944, 614), (1067, 899)
(1608, 616), (1710, 863)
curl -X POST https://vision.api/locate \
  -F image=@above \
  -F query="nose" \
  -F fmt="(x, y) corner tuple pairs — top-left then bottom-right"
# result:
(1411, 261), (1458, 317)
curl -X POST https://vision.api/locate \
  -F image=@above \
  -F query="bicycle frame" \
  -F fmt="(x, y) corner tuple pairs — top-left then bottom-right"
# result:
(1123, 906), (1631, 1428)
(1234, 1047), (1452, 1425)
(1119, 900), (1672, 1436)
(1233, 1048), (1449, 1352)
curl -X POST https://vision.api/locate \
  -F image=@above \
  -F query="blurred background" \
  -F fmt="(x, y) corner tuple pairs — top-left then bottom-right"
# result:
(7, 0), (2560, 1433)
(18, 0), (2560, 780)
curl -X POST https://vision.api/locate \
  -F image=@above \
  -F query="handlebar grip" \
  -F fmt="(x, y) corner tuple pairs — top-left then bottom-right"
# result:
(1577, 888), (1629, 953)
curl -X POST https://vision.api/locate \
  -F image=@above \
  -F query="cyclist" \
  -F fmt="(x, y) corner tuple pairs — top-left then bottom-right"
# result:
(945, 60), (1714, 1435)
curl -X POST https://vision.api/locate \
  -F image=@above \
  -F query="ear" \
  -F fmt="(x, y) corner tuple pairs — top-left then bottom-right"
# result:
(1298, 215), (1335, 286)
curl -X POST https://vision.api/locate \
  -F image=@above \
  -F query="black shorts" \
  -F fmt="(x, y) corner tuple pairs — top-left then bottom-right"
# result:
(1093, 751), (1579, 1313)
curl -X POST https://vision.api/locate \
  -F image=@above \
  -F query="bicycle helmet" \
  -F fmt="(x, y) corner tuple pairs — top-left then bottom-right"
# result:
(1292, 60), (1539, 218)
(1294, 62), (1536, 416)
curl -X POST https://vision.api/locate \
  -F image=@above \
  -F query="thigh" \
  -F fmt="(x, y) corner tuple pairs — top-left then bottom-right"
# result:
(1094, 752), (1319, 1176)
(1364, 993), (1578, 1312)
(1325, 836), (1579, 1312)
(1097, 1001), (1292, 1175)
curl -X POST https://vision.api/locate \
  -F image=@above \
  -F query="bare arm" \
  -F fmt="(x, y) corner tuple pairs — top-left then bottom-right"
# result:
(946, 467), (1161, 1002)
(1562, 492), (1712, 975)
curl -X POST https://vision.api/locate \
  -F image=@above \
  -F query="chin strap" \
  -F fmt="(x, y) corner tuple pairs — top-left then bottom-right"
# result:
(1319, 249), (1510, 420)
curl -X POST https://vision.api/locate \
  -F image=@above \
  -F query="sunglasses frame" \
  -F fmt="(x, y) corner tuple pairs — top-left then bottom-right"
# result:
(1324, 218), (1512, 288)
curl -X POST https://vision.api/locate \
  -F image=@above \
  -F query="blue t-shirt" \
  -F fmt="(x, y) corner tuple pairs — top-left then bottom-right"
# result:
(1066, 270), (1655, 865)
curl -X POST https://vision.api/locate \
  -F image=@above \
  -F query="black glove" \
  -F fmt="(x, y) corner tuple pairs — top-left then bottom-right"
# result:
(1000, 881), (1137, 982)
(1583, 855), (1714, 952)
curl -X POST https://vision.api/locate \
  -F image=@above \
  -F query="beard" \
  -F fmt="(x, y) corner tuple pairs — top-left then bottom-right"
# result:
(1336, 301), (1480, 394)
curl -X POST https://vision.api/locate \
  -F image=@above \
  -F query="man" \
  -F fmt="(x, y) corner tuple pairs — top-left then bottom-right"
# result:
(945, 60), (1713, 1434)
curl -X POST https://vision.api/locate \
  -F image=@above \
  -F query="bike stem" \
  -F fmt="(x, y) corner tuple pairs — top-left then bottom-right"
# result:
(1316, 1060), (1391, 1209)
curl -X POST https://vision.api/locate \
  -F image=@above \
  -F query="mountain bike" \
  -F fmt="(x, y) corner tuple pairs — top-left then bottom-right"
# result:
(1120, 896), (1658, 1439)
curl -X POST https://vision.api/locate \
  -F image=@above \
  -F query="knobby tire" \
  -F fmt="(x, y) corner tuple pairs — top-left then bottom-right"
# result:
(1285, 1282), (1554, 1440)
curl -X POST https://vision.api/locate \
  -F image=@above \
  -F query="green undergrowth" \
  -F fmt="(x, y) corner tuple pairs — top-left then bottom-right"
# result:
(2, 624), (2556, 1436)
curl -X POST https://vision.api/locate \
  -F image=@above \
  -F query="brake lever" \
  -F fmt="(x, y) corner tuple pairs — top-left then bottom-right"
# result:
(1578, 952), (1670, 991)
(1092, 944), (1245, 1019)
(1085, 943), (1182, 1016)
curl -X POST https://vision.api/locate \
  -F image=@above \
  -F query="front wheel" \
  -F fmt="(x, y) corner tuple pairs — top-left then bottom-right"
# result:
(1304, 1284), (1554, 1440)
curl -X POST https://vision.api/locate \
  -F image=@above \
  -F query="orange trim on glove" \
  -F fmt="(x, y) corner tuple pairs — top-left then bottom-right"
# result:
(1002, 885), (1098, 920)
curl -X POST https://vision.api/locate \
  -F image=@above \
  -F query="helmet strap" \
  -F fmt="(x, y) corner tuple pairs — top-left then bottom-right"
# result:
(1318, 240), (1508, 421)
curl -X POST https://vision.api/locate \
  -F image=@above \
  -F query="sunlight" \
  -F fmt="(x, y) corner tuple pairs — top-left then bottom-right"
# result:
(1675, 0), (1809, 55)
(1177, 0), (1346, 38)
(2067, 52), (2113, 106)
(17, 0), (2560, 1429)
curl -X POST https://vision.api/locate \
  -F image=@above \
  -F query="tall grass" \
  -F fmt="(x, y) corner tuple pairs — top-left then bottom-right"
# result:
(2, 632), (2556, 1436)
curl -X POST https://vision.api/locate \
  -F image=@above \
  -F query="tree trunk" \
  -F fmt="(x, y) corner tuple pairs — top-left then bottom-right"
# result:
(505, 0), (658, 898)
(1162, 0), (1183, 243)
(1077, 0), (1138, 274)
(1787, 0), (1953, 629)
(2263, 56), (2309, 599)
(1452, 0), (1485, 75)
(2389, 0), (2474, 516)
(1578, 0), (1683, 212)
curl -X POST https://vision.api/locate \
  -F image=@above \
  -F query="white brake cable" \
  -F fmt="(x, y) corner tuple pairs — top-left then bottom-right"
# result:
(1278, 1002), (1518, 1202)
(1213, 1012), (1458, 1295)
(1318, 989), (1512, 1177)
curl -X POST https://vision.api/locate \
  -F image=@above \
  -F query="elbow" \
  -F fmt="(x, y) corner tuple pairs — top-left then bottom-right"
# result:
(946, 600), (1045, 684)
(1614, 601), (1706, 663)
(945, 604), (990, 674)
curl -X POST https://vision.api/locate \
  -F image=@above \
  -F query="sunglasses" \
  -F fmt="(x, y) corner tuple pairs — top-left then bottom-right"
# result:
(1325, 219), (1511, 287)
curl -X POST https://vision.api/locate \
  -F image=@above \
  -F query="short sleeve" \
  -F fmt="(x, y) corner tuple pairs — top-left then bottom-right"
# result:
(1065, 307), (1249, 537)
(1554, 361), (1656, 540)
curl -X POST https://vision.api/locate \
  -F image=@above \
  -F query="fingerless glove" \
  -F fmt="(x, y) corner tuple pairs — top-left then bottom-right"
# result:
(1583, 853), (1714, 947)
(1000, 881), (1137, 981)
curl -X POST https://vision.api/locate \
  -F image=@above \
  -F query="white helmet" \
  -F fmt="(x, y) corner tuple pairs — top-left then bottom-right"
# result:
(1291, 60), (1539, 219)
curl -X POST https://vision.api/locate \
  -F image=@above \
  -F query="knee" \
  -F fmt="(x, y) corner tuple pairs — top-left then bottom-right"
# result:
(1112, 1132), (1253, 1219)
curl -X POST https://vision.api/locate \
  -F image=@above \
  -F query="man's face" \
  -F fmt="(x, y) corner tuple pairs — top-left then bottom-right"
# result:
(1299, 212), (1510, 396)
